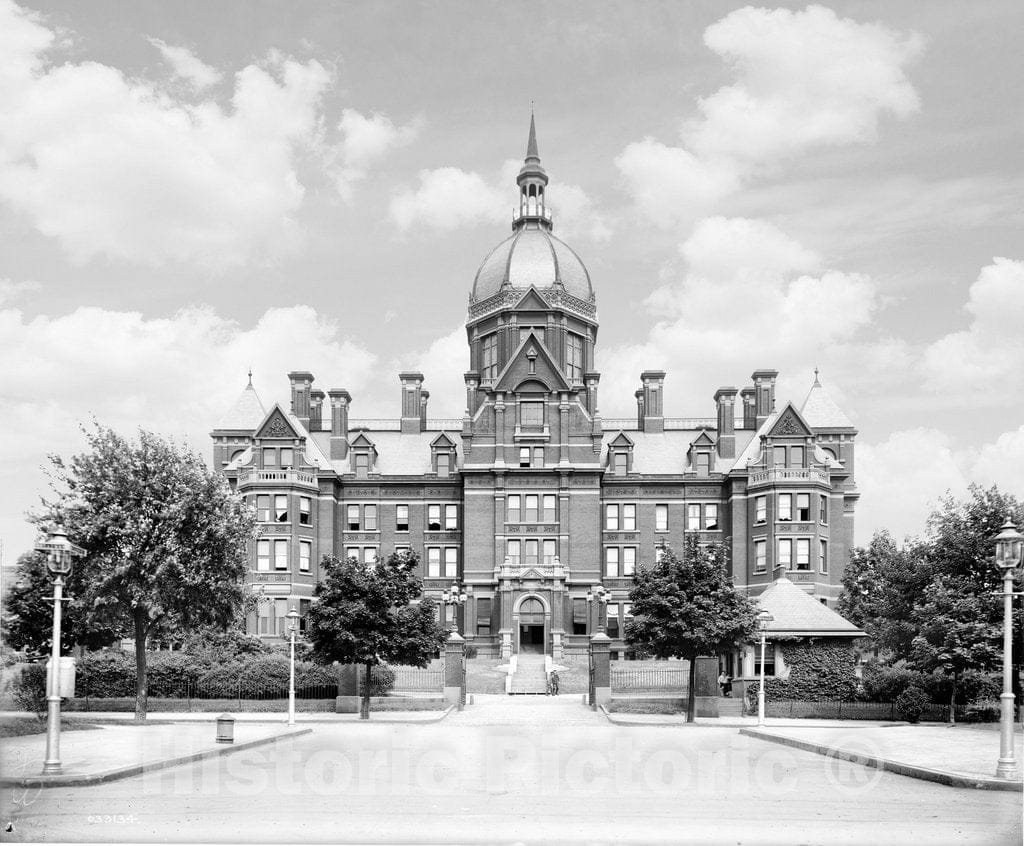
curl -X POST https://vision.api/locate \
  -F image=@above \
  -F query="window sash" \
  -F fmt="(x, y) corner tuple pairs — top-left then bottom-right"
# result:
(614, 452), (628, 475)
(280, 448), (293, 468)
(507, 540), (520, 566)
(778, 538), (792, 567)
(427, 548), (441, 577)
(347, 504), (360, 530)
(507, 495), (521, 523)
(263, 447), (277, 467)
(299, 541), (311, 572)
(623, 547), (636, 576)
(299, 497), (311, 525)
(819, 540), (828, 573)
(444, 548), (458, 578)
(622, 504), (636, 531)
(687, 503), (701, 531)
(521, 402), (544, 427)
(819, 495), (828, 524)
(274, 539), (288, 570)
(542, 495), (556, 522)
(275, 494), (288, 522)
(773, 446), (786, 467)
(796, 494), (810, 521)
(533, 447), (544, 468)
(605, 504), (619, 530)
(754, 540), (766, 572)
(705, 503), (719, 530)
(796, 538), (811, 569)
(778, 494), (792, 521)
(345, 546), (359, 561)
(519, 447), (531, 467)
(524, 539), (539, 567)
(524, 495), (538, 522)
(542, 539), (556, 565)
(605, 547), (619, 577)
(256, 540), (270, 572)
(363, 547), (376, 565)
(755, 496), (767, 524)
(427, 504), (441, 531)
(437, 453), (450, 477)
(396, 504), (409, 531)
(655, 504), (668, 532)
(256, 495), (270, 523)
(444, 504), (458, 530)
(364, 504), (378, 531)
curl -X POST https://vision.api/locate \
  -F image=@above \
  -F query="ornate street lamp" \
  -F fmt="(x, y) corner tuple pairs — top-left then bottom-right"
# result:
(286, 606), (300, 727)
(33, 526), (85, 775)
(994, 518), (1023, 780)
(442, 583), (468, 633)
(756, 610), (775, 728)
(586, 584), (611, 632)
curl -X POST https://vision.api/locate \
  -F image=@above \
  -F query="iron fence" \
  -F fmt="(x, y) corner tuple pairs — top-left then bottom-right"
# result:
(611, 666), (689, 692)
(750, 698), (1001, 722)
(382, 665), (444, 691)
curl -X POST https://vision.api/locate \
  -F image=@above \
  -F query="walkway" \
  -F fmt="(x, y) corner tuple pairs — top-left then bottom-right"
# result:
(451, 693), (606, 726)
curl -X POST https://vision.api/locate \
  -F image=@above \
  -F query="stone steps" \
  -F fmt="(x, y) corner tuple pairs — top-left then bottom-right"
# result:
(509, 654), (548, 695)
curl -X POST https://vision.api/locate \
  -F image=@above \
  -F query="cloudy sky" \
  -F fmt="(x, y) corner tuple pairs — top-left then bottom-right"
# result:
(1, 0), (1022, 558)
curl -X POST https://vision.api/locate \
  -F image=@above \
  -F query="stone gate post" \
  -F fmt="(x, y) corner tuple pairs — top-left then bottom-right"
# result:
(589, 630), (611, 708)
(444, 629), (466, 710)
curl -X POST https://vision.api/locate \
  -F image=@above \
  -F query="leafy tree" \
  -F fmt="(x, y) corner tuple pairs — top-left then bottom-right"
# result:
(33, 424), (256, 719)
(306, 552), (447, 719)
(2, 551), (119, 654)
(625, 539), (760, 723)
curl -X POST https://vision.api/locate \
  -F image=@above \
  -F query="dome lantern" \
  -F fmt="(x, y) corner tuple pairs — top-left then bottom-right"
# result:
(514, 110), (551, 231)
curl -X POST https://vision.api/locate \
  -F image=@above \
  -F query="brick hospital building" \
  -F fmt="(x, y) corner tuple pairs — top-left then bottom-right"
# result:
(211, 119), (860, 665)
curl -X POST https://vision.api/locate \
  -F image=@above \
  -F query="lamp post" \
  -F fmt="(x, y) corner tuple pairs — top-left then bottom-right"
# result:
(586, 584), (611, 632)
(442, 583), (468, 633)
(994, 518), (1023, 780)
(33, 526), (85, 775)
(756, 610), (774, 728)
(286, 606), (300, 726)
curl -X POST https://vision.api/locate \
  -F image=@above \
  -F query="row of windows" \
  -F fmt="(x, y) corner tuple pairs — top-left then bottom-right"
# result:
(256, 494), (312, 525)
(349, 450), (453, 478)
(608, 451), (713, 477)
(507, 494), (557, 523)
(346, 503), (459, 532)
(256, 598), (312, 636)
(754, 493), (829, 525)
(256, 539), (311, 573)
(261, 447), (296, 468)
(606, 502), (719, 532)
(604, 547), (637, 578)
(506, 538), (558, 567)
(753, 538), (828, 573)
(479, 332), (586, 383)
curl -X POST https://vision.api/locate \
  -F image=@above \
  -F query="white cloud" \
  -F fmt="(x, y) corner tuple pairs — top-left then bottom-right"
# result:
(919, 258), (1024, 403)
(0, 1), (332, 269)
(332, 109), (419, 201)
(147, 36), (222, 90)
(616, 5), (923, 226)
(0, 277), (40, 304)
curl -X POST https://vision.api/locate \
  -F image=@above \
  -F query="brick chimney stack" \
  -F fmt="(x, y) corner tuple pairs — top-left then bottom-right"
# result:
(640, 371), (666, 433)
(752, 369), (778, 429)
(714, 387), (738, 458)
(635, 389), (645, 430)
(328, 389), (351, 459)
(400, 372), (425, 434)
(287, 371), (314, 431)
(309, 389), (325, 432)
(420, 390), (430, 430)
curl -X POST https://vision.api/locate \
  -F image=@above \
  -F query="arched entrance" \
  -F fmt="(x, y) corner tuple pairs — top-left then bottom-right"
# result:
(514, 595), (548, 654)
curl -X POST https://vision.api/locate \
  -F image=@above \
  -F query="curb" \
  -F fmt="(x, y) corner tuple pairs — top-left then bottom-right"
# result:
(48, 709), (455, 725)
(740, 728), (1024, 792)
(0, 727), (313, 789)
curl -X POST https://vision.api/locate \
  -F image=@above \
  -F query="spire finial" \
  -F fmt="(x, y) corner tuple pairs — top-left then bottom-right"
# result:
(813, 367), (820, 387)
(526, 109), (539, 161)
(247, 369), (253, 388)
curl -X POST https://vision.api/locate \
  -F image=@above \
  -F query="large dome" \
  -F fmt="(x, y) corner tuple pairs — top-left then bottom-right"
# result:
(471, 227), (593, 302)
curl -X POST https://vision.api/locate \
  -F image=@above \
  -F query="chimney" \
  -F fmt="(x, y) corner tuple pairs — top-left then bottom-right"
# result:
(399, 372), (425, 434)
(714, 387), (738, 458)
(328, 389), (351, 459)
(640, 371), (666, 433)
(741, 388), (756, 430)
(287, 371), (314, 430)
(310, 389), (325, 432)
(752, 369), (778, 428)
(635, 389), (645, 430)
(420, 390), (430, 430)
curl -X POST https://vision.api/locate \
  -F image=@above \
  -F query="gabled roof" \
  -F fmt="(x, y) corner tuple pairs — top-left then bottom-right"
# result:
(513, 286), (552, 311)
(349, 432), (376, 449)
(215, 382), (267, 430)
(430, 432), (457, 447)
(757, 578), (866, 637)
(255, 404), (301, 440)
(609, 431), (635, 447)
(767, 402), (813, 438)
(800, 376), (856, 430)
(689, 430), (716, 448)
(492, 330), (571, 393)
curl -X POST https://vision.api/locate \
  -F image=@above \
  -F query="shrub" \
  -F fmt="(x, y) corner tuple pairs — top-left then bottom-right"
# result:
(237, 655), (291, 697)
(77, 651), (135, 697)
(859, 663), (924, 702)
(295, 662), (338, 698)
(269, 640), (314, 662)
(960, 701), (1000, 723)
(11, 663), (47, 718)
(147, 652), (207, 697)
(182, 628), (270, 664)
(896, 686), (930, 723)
(196, 662), (243, 697)
(464, 644), (478, 659)
(359, 665), (396, 696)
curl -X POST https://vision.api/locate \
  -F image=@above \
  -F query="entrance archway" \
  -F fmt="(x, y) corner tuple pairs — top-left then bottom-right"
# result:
(514, 595), (548, 654)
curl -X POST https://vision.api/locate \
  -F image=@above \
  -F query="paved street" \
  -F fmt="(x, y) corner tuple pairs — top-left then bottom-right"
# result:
(2, 696), (1020, 845)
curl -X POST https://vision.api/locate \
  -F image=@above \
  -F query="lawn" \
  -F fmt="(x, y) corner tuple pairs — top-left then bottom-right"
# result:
(0, 718), (103, 739)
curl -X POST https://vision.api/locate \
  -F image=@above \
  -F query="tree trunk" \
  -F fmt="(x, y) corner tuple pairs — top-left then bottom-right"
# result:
(686, 653), (697, 724)
(948, 674), (957, 725)
(361, 661), (372, 720)
(134, 606), (148, 721)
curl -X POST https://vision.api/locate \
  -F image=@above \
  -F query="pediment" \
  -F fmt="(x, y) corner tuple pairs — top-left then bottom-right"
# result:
(513, 286), (552, 312)
(518, 568), (546, 580)
(255, 405), (300, 440)
(430, 432), (456, 447)
(609, 432), (634, 447)
(690, 431), (716, 448)
(768, 403), (813, 438)
(492, 331), (571, 393)
(350, 432), (376, 449)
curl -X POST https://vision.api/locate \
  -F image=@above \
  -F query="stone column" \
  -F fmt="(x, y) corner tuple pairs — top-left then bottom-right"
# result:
(334, 663), (360, 713)
(444, 629), (466, 710)
(693, 656), (720, 717)
(589, 630), (611, 708)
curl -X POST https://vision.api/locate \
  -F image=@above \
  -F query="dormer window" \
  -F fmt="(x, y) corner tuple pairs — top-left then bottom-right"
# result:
(263, 447), (277, 468)
(280, 448), (294, 468)
(521, 401), (544, 428)
(437, 452), (450, 478)
(354, 452), (369, 478)
(695, 452), (711, 477)
(613, 452), (628, 476)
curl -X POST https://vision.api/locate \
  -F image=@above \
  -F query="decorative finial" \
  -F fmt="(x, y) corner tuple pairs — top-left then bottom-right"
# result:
(526, 110), (539, 161)
(247, 369), (253, 387)
(813, 367), (821, 387)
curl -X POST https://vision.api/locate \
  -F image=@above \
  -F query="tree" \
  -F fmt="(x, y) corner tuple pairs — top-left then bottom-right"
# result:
(33, 424), (256, 719)
(306, 551), (447, 719)
(625, 538), (760, 723)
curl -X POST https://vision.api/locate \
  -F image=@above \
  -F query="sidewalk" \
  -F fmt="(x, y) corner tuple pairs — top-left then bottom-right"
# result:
(0, 708), (453, 725)
(0, 721), (311, 788)
(741, 722), (1024, 791)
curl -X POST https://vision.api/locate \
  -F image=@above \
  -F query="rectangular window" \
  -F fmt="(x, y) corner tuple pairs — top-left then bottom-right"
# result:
(687, 503), (701, 532)
(444, 547), (458, 578)
(819, 539), (828, 574)
(256, 540), (270, 572)
(614, 452), (628, 475)
(533, 447), (544, 468)
(778, 493), (792, 522)
(796, 538), (810, 570)
(542, 539), (556, 565)
(521, 401), (544, 427)
(567, 333), (584, 382)
(705, 503), (719, 531)
(542, 494), (556, 522)
(607, 604), (620, 638)
(754, 645), (776, 677)
(477, 598), (492, 636)
(275, 598), (287, 637)
(755, 496), (767, 524)
(263, 447), (277, 468)
(395, 544), (410, 556)
(791, 447), (804, 468)
(427, 547), (441, 578)
(299, 540), (311, 572)
(396, 504), (409, 532)
(274, 494), (288, 523)
(796, 494), (810, 522)
(256, 494), (270, 523)
(354, 452), (369, 477)
(622, 503), (636, 531)
(655, 504), (668, 532)
(347, 504), (360, 530)
(280, 447), (294, 468)
(695, 453), (710, 476)
(299, 598), (311, 633)
(299, 496), (311, 525)
(363, 547), (376, 565)
(524, 494), (538, 522)
(345, 546), (359, 561)
(427, 504), (442, 531)
(572, 598), (588, 635)
(605, 547), (620, 578)
(364, 504), (378, 531)
(524, 539), (539, 567)
(819, 495), (828, 525)
(444, 504), (458, 530)
(507, 495), (521, 523)
(482, 334), (498, 380)
(655, 546), (665, 563)
(257, 601), (272, 634)
(622, 602), (632, 619)
(778, 538), (792, 569)
(274, 539), (288, 570)
(507, 539), (520, 566)
(606, 504), (619, 530)
(519, 447), (531, 468)
(754, 539), (766, 573)
(437, 453), (450, 477)
(623, 547), (636, 577)
(773, 446), (787, 467)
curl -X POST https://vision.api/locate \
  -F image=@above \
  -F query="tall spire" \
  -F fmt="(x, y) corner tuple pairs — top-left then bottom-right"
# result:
(515, 110), (551, 231)
(526, 109), (539, 161)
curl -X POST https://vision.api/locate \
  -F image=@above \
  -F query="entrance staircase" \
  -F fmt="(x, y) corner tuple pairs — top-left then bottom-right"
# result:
(509, 653), (548, 695)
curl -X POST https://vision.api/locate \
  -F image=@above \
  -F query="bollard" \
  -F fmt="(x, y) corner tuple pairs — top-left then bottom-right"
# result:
(216, 713), (235, 744)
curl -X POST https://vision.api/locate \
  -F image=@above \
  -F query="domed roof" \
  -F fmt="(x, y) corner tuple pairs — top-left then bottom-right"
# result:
(472, 227), (593, 302)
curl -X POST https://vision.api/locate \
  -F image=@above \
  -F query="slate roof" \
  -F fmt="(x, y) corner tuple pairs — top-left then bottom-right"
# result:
(215, 383), (266, 430)
(600, 429), (757, 475)
(800, 379), (855, 430)
(310, 429), (464, 476)
(757, 577), (865, 637)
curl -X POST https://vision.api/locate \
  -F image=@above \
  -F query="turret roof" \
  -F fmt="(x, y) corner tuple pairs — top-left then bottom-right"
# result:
(800, 373), (855, 429)
(215, 379), (267, 430)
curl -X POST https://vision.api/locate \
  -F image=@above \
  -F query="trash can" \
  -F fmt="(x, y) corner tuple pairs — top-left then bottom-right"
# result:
(216, 713), (235, 744)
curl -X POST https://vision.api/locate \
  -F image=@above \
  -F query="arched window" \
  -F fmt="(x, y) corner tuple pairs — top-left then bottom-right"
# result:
(520, 597), (544, 615)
